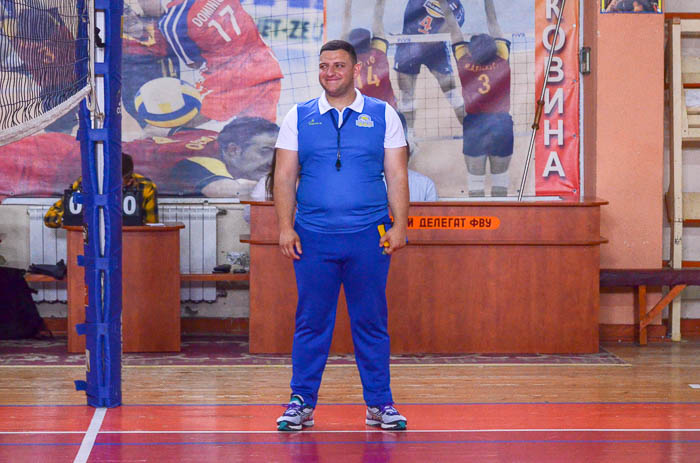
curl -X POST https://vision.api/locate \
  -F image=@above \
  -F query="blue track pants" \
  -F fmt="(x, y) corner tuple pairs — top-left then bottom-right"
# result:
(290, 220), (394, 408)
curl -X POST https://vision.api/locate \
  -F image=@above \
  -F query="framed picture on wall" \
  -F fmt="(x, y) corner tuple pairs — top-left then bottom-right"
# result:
(601, 0), (663, 13)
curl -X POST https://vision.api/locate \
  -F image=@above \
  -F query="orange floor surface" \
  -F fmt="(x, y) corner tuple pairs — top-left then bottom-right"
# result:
(2, 402), (700, 462)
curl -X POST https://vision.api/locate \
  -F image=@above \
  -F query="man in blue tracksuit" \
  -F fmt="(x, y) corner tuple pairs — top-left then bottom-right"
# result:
(274, 40), (410, 431)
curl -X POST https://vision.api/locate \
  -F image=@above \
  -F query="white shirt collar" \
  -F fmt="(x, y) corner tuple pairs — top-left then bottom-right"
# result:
(318, 88), (365, 116)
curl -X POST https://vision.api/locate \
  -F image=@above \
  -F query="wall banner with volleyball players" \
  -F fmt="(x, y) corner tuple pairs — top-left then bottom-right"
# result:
(0, 0), (581, 201)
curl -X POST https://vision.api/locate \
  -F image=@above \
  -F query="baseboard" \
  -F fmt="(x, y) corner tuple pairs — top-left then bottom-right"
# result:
(678, 319), (700, 336)
(42, 318), (699, 341)
(43, 317), (67, 335)
(599, 324), (668, 343)
(181, 317), (249, 334)
(42, 317), (249, 336)
(600, 320), (700, 343)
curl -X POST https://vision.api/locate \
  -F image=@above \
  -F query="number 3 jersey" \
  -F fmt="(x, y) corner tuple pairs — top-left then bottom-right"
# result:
(452, 38), (511, 114)
(159, 0), (283, 121)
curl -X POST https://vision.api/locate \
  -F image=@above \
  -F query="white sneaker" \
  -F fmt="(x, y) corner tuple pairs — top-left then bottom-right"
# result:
(365, 404), (407, 430)
(276, 394), (314, 431)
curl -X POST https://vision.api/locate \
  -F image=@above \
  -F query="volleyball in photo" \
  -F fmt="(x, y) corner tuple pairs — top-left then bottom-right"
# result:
(134, 77), (202, 128)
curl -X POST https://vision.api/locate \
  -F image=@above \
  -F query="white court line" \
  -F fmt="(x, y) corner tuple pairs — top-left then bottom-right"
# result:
(97, 428), (700, 434)
(4, 428), (700, 435)
(73, 407), (106, 463)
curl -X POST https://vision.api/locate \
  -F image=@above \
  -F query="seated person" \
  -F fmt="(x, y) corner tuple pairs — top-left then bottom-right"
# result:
(244, 149), (279, 223)
(408, 168), (438, 202)
(44, 153), (158, 228)
(387, 143), (438, 202)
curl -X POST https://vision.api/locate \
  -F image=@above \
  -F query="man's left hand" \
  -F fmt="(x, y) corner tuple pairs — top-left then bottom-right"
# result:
(379, 226), (407, 255)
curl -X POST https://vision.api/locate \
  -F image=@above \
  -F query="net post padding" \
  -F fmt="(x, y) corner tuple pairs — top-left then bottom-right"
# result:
(74, 0), (123, 408)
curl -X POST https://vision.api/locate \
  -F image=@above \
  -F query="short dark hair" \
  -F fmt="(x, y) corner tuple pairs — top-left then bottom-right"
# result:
(348, 29), (371, 55)
(468, 34), (498, 65)
(320, 40), (357, 64)
(218, 117), (279, 152)
(122, 153), (134, 177)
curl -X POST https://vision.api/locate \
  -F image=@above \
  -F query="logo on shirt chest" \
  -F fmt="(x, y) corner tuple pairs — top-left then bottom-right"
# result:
(356, 114), (374, 128)
(308, 118), (322, 126)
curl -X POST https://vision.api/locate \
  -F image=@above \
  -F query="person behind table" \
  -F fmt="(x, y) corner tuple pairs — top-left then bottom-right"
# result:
(44, 153), (158, 228)
(274, 40), (410, 431)
(406, 144), (438, 201)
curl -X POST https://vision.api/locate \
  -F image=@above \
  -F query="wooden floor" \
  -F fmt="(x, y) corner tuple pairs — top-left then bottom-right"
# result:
(1, 340), (700, 462)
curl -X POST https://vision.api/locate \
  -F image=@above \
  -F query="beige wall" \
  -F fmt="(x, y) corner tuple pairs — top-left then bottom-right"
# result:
(584, 6), (665, 323)
(0, 205), (32, 267)
(666, 0), (700, 12)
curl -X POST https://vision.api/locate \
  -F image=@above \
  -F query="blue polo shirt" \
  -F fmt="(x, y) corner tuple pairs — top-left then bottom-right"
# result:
(276, 90), (406, 233)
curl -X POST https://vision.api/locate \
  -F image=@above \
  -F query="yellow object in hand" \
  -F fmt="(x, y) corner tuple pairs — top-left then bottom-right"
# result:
(378, 224), (390, 253)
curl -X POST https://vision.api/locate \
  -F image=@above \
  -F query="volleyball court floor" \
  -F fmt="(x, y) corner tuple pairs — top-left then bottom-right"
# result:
(2, 341), (700, 462)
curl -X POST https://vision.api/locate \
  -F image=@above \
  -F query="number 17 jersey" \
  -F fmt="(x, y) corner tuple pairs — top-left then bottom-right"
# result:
(160, 0), (283, 121)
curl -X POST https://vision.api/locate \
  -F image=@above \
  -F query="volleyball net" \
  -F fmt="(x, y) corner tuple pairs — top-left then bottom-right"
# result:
(383, 31), (535, 142)
(0, 0), (90, 146)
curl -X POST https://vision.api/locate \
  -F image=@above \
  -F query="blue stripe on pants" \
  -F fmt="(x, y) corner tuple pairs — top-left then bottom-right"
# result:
(290, 220), (394, 408)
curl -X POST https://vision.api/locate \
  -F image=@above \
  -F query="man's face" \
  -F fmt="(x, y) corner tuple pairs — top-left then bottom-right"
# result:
(633, 1), (644, 11)
(222, 132), (277, 180)
(318, 49), (360, 99)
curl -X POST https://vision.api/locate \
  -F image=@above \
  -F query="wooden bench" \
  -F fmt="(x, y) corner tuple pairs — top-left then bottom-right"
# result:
(600, 268), (700, 344)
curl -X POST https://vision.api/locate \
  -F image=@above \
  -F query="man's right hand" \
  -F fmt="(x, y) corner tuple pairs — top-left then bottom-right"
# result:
(279, 228), (302, 260)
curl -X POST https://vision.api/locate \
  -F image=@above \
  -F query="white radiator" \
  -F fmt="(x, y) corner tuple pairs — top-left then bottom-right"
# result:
(27, 206), (68, 303)
(27, 204), (218, 303)
(160, 205), (218, 302)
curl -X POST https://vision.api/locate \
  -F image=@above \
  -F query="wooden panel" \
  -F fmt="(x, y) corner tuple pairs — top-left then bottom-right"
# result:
(245, 199), (607, 243)
(599, 323), (667, 343)
(180, 317), (249, 334)
(387, 245), (599, 353)
(665, 13), (700, 20)
(41, 225), (58, 301)
(180, 273), (250, 282)
(121, 228), (181, 352)
(247, 200), (604, 354)
(66, 224), (183, 353)
(66, 229), (83, 353)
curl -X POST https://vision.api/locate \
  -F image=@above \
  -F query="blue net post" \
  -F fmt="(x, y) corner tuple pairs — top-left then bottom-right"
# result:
(74, 0), (123, 408)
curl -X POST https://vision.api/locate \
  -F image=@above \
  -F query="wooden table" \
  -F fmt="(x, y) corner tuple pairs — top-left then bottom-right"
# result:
(65, 223), (184, 353)
(242, 199), (607, 354)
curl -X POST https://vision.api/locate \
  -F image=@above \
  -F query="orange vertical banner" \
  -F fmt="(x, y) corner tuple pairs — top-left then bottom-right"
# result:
(535, 0), (580, 197)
